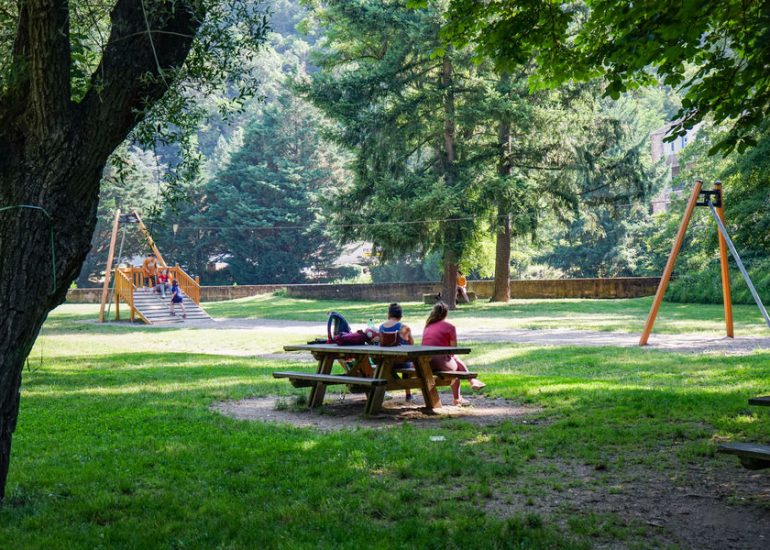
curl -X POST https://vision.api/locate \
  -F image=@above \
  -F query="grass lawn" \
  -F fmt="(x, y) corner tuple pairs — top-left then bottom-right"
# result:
(205, 293), (770, 336)
(1, 299), (769, 548)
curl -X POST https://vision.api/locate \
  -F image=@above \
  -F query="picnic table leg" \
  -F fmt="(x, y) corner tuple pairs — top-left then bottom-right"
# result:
(365, 358), (393, 416)
(415, 356), (441, 409)
(309, 354), (334, 408)
(364, 385), (387, 417)
(347, 355), (374, 378)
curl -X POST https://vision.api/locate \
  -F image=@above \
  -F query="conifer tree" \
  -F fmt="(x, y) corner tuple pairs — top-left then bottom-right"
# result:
(204, 91), (340, 283)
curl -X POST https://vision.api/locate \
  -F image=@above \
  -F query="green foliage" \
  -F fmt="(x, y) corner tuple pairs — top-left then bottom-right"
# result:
(369, 252), (442, 283)
(76, 147), (162, 287)
(438, 0), (770, 154)
(201, 91), (343, 284)
(666, 260), (770, 306)
(301, 0), (480, 264)
(627, 120), (770, 304)
(303, 1), (655, 281)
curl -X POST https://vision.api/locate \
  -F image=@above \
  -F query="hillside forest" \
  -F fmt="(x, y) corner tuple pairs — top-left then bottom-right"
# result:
(81, 0), (770, 304)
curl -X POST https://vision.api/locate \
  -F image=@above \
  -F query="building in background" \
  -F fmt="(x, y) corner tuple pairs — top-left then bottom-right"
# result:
(650, 122), (700, 213)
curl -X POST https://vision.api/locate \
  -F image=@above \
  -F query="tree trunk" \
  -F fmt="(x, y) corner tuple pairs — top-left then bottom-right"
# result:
(0, 0), (200, 500)
(442, 252), (459, 310)
(491, 111), (513, 302)
(440, 54), (459, 310)
(491, 209), (512, 302)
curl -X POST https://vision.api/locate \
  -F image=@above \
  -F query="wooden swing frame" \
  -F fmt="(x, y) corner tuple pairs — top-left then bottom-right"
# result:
(640, 179), (733, 345)
(98, 210), (168, 323)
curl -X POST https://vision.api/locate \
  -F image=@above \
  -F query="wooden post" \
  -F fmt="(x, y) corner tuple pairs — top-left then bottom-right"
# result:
(99, 210), (121, 323)
(114, 291), (120, 321)
(714, 181), (734, 337)
(133, 211), (168, 268)
(640, 180), (703, 345)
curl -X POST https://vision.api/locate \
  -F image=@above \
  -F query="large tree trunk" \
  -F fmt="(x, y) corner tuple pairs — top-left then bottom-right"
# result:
(491, 117), (513, 302)
(440, 54), (459, 310)
(491, 209), (512, 302)
(0, 0), (200, 500)
(442, 253), (459, 311)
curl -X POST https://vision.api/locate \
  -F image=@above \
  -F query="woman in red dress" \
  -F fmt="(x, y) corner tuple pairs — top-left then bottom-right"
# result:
(421, 302), (485, 406)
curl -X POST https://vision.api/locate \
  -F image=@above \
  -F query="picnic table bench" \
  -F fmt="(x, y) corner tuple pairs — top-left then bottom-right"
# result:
(275, 343), (474, 416)
(718, 394), (770, 470)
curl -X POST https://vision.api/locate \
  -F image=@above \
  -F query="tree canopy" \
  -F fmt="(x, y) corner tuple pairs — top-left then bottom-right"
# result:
(432, 0), (770, 154)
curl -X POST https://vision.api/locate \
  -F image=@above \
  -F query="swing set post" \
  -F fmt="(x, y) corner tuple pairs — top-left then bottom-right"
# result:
(99, 209), (121, 323)
(714, 180), (734, 338)
(639, 180), (703, 346)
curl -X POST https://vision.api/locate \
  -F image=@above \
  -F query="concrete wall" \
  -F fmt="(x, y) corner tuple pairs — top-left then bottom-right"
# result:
(66, 277), (660, 304)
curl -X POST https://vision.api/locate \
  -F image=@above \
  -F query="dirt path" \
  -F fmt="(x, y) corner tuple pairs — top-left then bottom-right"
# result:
(184, 318), (770, 355)
(213, 393), (538, 431)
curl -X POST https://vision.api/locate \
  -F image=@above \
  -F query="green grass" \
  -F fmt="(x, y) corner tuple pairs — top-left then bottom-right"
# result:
(3, 298), (770, 547)
(204, 293), (770, 335)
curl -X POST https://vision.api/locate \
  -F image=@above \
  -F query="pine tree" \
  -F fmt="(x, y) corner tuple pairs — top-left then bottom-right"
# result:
(303, 0), (496, 307)
(204, 91), (341, 283)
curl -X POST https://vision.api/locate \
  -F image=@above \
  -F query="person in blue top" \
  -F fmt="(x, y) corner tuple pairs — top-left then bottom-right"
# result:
(169, 278), (187, 319)
(379, 303), (414, 401)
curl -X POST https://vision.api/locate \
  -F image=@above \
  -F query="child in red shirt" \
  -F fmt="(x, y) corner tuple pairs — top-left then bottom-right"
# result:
(422, 302), (485, 406)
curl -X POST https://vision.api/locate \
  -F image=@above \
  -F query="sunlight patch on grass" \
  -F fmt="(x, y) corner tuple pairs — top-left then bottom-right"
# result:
(23, 376), (276, 398)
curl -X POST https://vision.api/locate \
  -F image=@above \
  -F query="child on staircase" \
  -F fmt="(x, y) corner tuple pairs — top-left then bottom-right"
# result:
(169, 278), (187, 319)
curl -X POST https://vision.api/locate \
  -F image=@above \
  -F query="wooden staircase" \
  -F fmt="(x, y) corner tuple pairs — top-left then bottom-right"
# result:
(112, 265), (211, 324)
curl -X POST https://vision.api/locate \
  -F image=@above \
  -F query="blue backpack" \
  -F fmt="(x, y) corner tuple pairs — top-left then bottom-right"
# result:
(327, 311), (352, 343)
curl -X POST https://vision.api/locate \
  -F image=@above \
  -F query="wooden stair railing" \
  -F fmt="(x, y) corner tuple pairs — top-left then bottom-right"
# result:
(169, 265), (201, 304)
(114, 267), (141, 322)
(112, 264), (202, 324)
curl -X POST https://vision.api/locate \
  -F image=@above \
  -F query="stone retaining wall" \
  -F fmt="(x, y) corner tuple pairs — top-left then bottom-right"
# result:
(66, 284), (283, 303)
(283, 277), (660, 301)
(66, 277), (660, 303)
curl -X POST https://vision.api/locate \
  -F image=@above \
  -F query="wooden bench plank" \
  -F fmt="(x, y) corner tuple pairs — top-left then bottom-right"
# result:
(748, 396), (770, 407)
(392, 367), (477, 378)
(717, 442), (770, 470)
(272, 371), (388, 386)
(436, 371), (478, 380)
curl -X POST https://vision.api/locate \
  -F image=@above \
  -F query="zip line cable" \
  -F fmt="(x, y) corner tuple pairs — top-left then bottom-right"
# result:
(95, 214), (511, 232)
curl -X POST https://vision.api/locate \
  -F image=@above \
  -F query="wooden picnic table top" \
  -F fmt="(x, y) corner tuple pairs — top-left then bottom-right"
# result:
(283, 343), (471, 357)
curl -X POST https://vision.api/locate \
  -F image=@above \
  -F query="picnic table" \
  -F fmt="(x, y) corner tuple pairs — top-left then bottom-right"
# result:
(274, 343), (474, 416)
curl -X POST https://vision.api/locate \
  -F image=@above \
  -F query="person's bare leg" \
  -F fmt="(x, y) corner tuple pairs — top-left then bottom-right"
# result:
(446, 358), (467, 404)
(454, 356), (485, 391)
